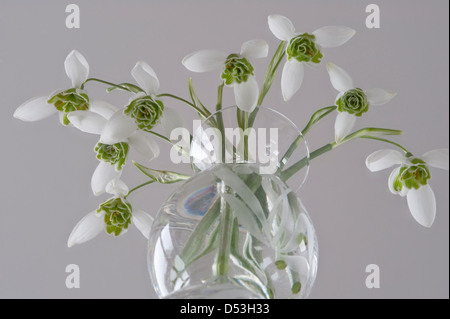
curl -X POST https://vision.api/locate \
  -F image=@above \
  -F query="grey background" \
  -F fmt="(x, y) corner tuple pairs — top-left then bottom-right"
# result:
(0, 0), (448, 299)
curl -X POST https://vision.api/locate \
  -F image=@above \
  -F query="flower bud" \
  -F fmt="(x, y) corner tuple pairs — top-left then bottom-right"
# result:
(392, 158), (431, 193)
(97, 197), (133, 236)
(124, 95), (164, 132)
(95, 142), (129, 171)
(221, 54), (255, 86)
(336, 88), (369, 116)
(286, 33), (323, 64)
(47, 88), (89, 125)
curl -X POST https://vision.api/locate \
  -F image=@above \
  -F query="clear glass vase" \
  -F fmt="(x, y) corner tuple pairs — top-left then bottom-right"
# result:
(147, 106), (318, 299)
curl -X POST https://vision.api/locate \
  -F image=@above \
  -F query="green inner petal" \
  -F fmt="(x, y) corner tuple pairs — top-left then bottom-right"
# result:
(124, 95), (164, 132)
(95, 142), (129, 171)
(48, 88), (89, 125)
(336, 88), (369, 116)
(286, 33), (323, 64)
(393, 158), (431, 191)
(98, 198), (133, 236)
(221, 54), (254, 85)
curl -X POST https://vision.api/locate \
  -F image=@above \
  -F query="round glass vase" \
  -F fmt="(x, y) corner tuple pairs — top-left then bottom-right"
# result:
(147, 106), (318, 299)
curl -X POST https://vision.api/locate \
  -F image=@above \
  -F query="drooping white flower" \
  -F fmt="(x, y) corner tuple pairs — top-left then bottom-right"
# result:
(268, 14), (356, 101)
(68, 100), (160, 196)
(182, 39), (269, 112)
(326, 63), (397, 142)
(261, 176), (315, 295)
(14, 50), (90, 125)
(128, 61), (185, 136)
(366, 148), (449, 227)
(97, 61), (184, 144)
(67, 179), (154, 248)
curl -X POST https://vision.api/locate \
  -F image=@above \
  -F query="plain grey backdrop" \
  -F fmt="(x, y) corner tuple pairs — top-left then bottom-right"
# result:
(0, 0), (448, 299)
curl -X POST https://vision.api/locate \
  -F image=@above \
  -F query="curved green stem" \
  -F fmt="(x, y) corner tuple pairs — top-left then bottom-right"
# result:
(188, 78), (212, 118)
(81, 78), (137, 92)
(301, 106), (337, 136)
(216, 83), (225, 162)
(281, 128), (406, 182)
(146, 130), (172, 144)
(157, 93), (210, 118)
(277, 106), (336, 171)
(215, 191), (233, 277)
(248, 41), (286, 128)
(146, 130), (191, 158)
(124, 180), (155, 199)
(281, 143), (335, 181)
(257, 41), (286, 107)
(360, 136), (411, 156)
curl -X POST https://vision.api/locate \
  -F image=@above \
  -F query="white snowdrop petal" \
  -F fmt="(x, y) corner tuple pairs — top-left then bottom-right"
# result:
(406, 185), (436, 228)
(67, 210), (105, 248)
(89, 100), (119, 120)
(67, 110), (106, 134)
(13, 96), (57, 122)
(240, 39), (269, 59)
(91, 161), (122, 196)
(64, 50), (89, 88)
(182, 50), (228, 72)
(159, 106), (186, 137)
(365, 149), (405, 172)
(326, 63), (354, 92)
(132, 210), (154, 239)
(422, 149), (449, 170)
(127, 131), (160, 161)
(268, 14), (296, 41)
(281, 60), (304, 102)
(312, 26), (356, 48)
(100, 110), (137, 144)
(334, 112), (356, 143)
(131, 61), (160, 95)
(365, 88), (397, 106)
(233, 76), (259, 112)
(105, 178), (129, 197)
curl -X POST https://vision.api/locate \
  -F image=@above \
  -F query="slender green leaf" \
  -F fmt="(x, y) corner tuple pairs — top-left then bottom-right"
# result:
(188, 78), (211, 118)
(133, 162), (191, 184)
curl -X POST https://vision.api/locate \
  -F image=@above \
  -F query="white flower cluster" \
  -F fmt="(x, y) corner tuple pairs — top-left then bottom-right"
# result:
(13, 13), (448, 252)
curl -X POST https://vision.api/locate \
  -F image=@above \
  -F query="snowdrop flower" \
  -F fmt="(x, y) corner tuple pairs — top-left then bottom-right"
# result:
(327, 63), (397, 143)
(366, 149), (449, 227)
(67, 179), (154, 247)
(268, 14), (355, 101)
(262, 177), (315, 295)
(182, 39), (269, 112)
(14, 50), (90, 126)
(67, 101), (160, 196)
(123, 61), (184, 138)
